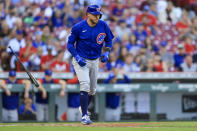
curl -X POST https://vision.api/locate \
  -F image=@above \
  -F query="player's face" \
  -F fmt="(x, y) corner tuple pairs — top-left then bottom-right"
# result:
(9, 76), (16, 82)
(87, 13), (100, 25)
(45, 75), (52, 81)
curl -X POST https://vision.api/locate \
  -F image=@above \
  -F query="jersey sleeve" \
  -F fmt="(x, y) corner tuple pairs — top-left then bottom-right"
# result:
(4, 80), (8, 84)
(67, 25), (79, 57)
(53, 79), (60, 84)
(104, 22), (114, 49)
(17, 80), (23, 84)
(38, 79), (44, 84)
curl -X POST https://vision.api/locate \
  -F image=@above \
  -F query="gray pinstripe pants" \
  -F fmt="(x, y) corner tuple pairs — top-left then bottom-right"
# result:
(72, 57), (99, 95)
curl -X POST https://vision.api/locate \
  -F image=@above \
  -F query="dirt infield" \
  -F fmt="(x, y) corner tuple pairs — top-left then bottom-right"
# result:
(0, 122), (158, 127)
(0, 122), (197, 128)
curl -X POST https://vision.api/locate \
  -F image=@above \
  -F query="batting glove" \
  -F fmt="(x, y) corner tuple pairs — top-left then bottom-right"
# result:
(75, 55), (86, 67)
(100, 51), (109, 63)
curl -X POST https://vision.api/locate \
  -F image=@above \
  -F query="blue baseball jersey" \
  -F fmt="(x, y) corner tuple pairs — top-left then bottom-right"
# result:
(2, 79), (21, 110)
(104, 74), (131, 109)
(67, 20), (114, 59)
(68, 93), (80, 108)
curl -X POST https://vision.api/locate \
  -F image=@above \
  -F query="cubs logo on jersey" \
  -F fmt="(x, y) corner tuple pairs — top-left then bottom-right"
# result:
(97, 33), (106, 44)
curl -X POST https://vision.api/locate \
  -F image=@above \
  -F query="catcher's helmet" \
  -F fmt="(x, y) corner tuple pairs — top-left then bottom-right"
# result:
(86, 5), (102, 19)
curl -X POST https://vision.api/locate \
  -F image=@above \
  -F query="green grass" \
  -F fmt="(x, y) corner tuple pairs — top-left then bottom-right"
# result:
(0, 122), (197, 131)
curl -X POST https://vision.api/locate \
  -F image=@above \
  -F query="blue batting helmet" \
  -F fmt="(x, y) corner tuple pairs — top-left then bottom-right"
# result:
(9, 70), (16, 77)
(86, 5), (102, 18)
(45, 69), (52, 76)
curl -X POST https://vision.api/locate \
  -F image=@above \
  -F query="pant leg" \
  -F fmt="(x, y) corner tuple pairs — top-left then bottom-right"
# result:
(44, 104), (48, 121)
(105, 108), (113, 121)
(2, 108), (8, 122)
(89, 59), (99, 95)
(67, 107), (80, 121)
(9, 109), (18, 122)
(72, 58), (90, 92)
(36, 103), (45, 121)
(113, 107), (121, 121)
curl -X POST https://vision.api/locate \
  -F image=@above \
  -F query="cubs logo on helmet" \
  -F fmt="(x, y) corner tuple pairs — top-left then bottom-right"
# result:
(97, 33), (106, 44)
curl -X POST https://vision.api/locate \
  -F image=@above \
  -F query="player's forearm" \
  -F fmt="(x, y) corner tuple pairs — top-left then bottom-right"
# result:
(67, 42), (78, 57)
(59, 80), (66, 90)
(0, 80), (8, 90)
(104, 41), (112, 50)
(23, 80), (31, 92)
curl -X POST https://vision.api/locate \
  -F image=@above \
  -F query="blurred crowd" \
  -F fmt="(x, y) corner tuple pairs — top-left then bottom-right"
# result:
(1, 0), (197, 73)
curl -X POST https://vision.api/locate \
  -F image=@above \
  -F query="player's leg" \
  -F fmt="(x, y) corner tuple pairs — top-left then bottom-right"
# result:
(44, 104), (49, 121)
(2, 108), (8, 122)
(76, 108), (82, 121)
(67, 107), (76, 121)
(72, 58), (91, 124)
(89, 59), (99, 104)
(9, 109), (18, 122)
(36, 103), (44, 121)
(113, 107), (121, 121)
(105, 108), (113, 121)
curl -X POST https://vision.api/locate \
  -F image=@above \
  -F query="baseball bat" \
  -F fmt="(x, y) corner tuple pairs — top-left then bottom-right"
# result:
(8, 46), (39, 87)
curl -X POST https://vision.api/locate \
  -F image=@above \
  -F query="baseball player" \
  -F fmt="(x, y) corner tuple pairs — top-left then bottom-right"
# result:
(36, 69), (66, 121)
(0, 70), (31, 122)
(103, 68), (131, 121)
(67, 5), (114, 124)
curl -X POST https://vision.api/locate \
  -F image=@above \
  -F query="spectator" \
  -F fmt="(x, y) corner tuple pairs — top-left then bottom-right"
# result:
(51, 9), (65, 28)
(33, 6), (49, 28)
(111, 0), (125, 21)
(29, 47), (43, 71)
(40, 47), (54, 71)
(123, 53), (140, 72)
(126, 34), (141, 55)
(180, 55), (197, 72)
(158, 1), (182, 24)
(41, 25), (52, 44)
(183, 36), (195, 54)
(103, 68), (131, 121)
(5, 5), (18, 29)
(50, 50), (70, 72)
(0, 70), (31, 122)
(115, 19), (131, 39)
(139, 0), (152, 11)
(144, 36), (158, 52)
(6, 30), (26, 69)
(176, 9), (192, 38)
(133, 23), (148, 42)
(159, 41), (174, 71)
(32, 33), (47, 55)
(136, 5), (157, 27)
(66, 7), (83, 28)
(36, 69), (66, 121)
(174, 44), (187, 69)
(153, 53), (168, 72)
(142, 58), (156, 72)
(18, 38), (36, 71)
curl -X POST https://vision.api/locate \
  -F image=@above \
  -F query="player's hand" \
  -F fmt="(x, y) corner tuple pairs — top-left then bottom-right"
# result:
(75, 55), (86, 67)
(5, 89), (11, 96)
(42, 90), (47, 99)
(100, 51), (109, 63)
(59, 89), (65, 97)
